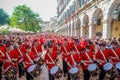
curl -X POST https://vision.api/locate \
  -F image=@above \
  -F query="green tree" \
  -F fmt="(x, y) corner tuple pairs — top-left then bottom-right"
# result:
(10, 5), (42, 32)
(0, 8), (9, 26)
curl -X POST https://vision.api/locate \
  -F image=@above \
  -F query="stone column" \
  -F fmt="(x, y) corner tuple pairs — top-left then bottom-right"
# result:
(102, 19), (112, 39)
(81, 26), (84, 37)
(89, 23), (95, 39)
(74, 24), (77, 36)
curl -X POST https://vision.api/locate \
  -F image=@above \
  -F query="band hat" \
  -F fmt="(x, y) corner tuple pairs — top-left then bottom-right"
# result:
(101, 42), (106, 47)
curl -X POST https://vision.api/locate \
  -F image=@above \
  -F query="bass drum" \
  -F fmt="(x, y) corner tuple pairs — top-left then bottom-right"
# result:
(50, 66), (63, 79)
(103, 62), (116, 78)
(88, 63), (100, 76)
(69, 67), (79, 79)
(27, 64), (40, 77)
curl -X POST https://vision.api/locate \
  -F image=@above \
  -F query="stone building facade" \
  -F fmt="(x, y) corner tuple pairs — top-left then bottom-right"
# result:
(56, 0), (120, 39)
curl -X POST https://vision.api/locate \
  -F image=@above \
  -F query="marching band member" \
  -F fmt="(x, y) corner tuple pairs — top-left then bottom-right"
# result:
(66, 45), (81, 80)
(60, 38), (70, 77)
(80, 38), (87, 49)
(109, 41), (120, 79)
(52, 41), (59, 54)
(23, 45), (37, 80)
(0, 40), (6, 80)
(44, 40), (58, 80)
(15, 41), (26, 78)
(3, 41), (18, 80)
(31, 39), (42, 57)
(109, 42), (120, 64)
(80, 45), (94, 80)
(95, 42), (110, 80)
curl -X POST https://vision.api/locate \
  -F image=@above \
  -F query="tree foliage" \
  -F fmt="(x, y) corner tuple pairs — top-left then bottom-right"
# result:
(0, 8), (9, 26)
(10, 5), (42, 32)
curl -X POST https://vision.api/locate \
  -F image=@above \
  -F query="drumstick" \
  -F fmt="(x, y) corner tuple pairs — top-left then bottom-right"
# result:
(34, 46), (39, 56)
(62, 44), (68, 55)
(111, 49), (119, 60)
(74, 44), (80, 54)
(85, 51), (93, 62)
(47, 53), (56, 65)
(26, 54), (34, 64)
(6, 52), (15, 65)
(48, 50), (61, 68)
(100, 50), (107, 62)
(34, 46), (42, 57)
(18, 48), (23, 57)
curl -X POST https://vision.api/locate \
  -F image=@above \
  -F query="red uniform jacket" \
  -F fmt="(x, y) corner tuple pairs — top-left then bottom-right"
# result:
(60, 45), (70, 60)
(16, 47), (25, 63)
(80, 40), (87, 49)
(3, 50), (18, 74)
(20, 46), (26, 54)
(77, 44), (82, 53)
(0, 45), (6, 63)
(44, 50), (58, 71)
(23, 52), (36, 70)
(53, 45), (58, 52)
(95, 49), (110, 66)
(109, 48), (120, 63)
(66, 53), (81, 70)
(90, 45), (95, 52)
(31, 45), (42, 57)
(80, 51), (93, 70)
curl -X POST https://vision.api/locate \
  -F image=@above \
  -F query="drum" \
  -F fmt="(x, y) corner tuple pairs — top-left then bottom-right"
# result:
(36, 57), (44, 66)
(116, 62), (120, 70)
(103, 63), (113, 71)
(88, 63), (100, 76)
(5, 66), (17, 79)
(50, 66), (62, 79)
(27, 64), (40, 77)
(103, 62), (116, 78)
(115, 62), (120, 77)
(69, 67), (79, 79)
